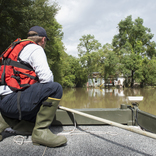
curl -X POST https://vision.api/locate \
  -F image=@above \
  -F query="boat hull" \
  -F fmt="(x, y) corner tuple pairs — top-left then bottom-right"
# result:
(53, 104), (133, 125)
(52, 104), (156, 134)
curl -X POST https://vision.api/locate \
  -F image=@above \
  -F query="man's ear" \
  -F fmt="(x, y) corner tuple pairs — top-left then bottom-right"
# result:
(42, 37), (45, 43)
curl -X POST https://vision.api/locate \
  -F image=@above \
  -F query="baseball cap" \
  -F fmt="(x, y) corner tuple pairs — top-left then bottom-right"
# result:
(28, 26), (50, 40)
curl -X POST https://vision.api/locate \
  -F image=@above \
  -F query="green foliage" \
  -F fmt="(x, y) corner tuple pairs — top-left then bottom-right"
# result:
(74, 59), (88, 87)
(101, 44), (119, 80)
(78, 34), (102, 75)
(139, 57), (156, 85)
(77, 35), (119, 85)
(146, 41), (156, 59)
(0, 0), (33, 52)
(112, 15), (156, 86)
(60, 53), (88, 87)
(60, 53), (76, 87)
(0, 0), (65, 84)
(1, 3), (156, 88)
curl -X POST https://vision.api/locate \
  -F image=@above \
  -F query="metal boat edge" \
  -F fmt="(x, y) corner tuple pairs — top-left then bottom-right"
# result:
(52, 104), (156, 134)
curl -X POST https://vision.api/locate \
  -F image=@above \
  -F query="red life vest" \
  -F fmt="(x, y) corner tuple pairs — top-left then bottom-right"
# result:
(0, 38), (39, 91)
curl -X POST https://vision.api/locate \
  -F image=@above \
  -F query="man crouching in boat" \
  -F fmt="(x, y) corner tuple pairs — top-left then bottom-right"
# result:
(0, 26), (67, 147)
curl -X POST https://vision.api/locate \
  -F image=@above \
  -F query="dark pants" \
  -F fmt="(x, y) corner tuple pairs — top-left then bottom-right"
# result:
(0, 82), (63, 122)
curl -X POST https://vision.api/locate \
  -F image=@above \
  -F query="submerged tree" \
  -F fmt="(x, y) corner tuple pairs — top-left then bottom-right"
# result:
(112, 15), (156, 87)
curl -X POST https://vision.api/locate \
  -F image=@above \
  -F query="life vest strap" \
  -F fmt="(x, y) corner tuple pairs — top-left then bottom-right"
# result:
(12, 69), (38, 80)
(3, 58), (34, 71)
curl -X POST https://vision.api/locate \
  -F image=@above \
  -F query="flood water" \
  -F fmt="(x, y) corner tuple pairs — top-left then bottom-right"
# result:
(59, 87), (156, 116)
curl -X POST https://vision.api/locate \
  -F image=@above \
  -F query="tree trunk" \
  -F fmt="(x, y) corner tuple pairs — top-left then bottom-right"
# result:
(140, 81), (144, 88)
(131, 70), (134, 87)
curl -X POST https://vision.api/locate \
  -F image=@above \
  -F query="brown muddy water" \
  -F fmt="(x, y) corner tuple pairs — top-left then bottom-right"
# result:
(59, 87), (156, 116)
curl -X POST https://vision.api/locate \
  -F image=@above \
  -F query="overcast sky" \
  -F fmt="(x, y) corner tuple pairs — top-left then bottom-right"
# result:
(53, 0), (156, 57)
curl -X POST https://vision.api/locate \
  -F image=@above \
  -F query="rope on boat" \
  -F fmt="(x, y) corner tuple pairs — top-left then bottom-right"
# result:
(57, 112), (77, 135)
(13, 135), (32, 145)
(13, 135), (47, 156)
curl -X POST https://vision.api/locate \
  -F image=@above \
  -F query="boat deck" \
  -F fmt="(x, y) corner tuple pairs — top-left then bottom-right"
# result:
(0, 125), (156, 156)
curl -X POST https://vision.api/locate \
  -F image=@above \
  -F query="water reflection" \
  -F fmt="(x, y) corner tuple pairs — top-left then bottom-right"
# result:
(87, 88), (125, 97)
(60, 88), (156, 115)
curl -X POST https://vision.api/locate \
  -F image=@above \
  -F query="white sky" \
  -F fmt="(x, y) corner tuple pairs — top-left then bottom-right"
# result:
(52, 0), (156, 57)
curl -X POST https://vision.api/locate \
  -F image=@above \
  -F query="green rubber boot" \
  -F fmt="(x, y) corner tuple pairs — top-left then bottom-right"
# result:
(12, 120), (35, 135)
(0, 113), (35, 141)
(32, 97), (67, 147)
(0, 113), (19, 141)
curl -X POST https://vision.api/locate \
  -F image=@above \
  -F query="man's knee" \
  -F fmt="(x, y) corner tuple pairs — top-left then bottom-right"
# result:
(47, 82), (63, 99)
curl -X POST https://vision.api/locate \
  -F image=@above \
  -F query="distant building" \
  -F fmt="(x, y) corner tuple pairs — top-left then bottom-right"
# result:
(114, 74), (125, 87)
(87, 72), (104, 87)
(87, 72), (126, 87)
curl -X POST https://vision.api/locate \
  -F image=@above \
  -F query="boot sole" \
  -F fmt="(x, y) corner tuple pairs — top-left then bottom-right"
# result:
(32, 139), (67, 148)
